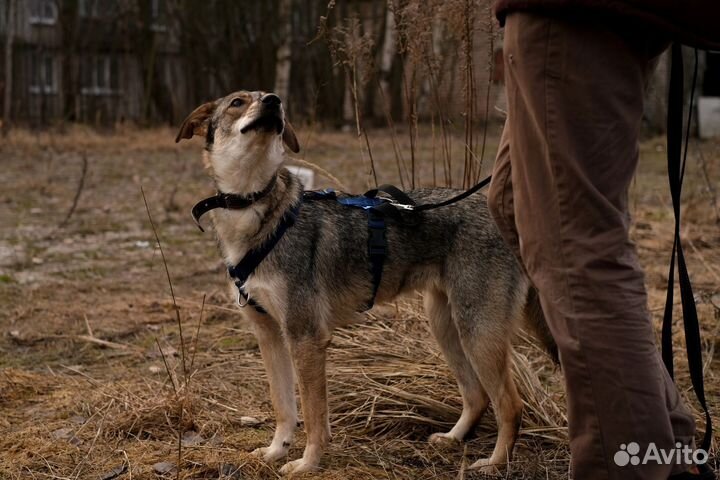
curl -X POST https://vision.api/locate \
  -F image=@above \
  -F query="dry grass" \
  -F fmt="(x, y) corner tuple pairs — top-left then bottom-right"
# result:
(0, 128), (718, 479)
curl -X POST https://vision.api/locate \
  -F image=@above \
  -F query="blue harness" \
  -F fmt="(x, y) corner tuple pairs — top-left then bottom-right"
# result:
(303, 189), (388, 311)
(194, 176), (493, 316)
(223, 189), (389, 314)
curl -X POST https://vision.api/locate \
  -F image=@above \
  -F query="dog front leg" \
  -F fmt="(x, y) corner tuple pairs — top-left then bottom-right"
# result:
(279, 333), (331, 475)
(249, 314), (298, 463)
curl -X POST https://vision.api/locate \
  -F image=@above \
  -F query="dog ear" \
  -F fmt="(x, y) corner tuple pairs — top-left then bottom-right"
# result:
(282, 120), (300, 153)
(175, 102), (216, 143)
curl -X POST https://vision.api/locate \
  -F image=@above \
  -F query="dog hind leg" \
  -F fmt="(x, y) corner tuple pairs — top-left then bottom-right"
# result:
(279, 331), (332, 475)
(424, 287), (490, 444)
(450, 293), (523, 475)
(249, 312), (298, 463)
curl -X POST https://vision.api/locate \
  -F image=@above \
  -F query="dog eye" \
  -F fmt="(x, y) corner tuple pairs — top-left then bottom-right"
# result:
(230, 98), (244, 108)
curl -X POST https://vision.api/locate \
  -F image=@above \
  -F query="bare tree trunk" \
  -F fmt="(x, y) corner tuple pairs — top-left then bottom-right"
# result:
(2, 0), (16, 136)
(378, 0), (396, 105)
(141, 35), (158, 123)
(273, 0), (292, 103)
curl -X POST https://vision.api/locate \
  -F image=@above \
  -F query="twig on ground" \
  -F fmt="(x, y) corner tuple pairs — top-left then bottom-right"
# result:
(71, 399), (112, 479)
(120, 450), (132, 480)
(72, 335), (137, 352)
(83, 314), (94, 337)
(174, 296), (240, 315)
(60, 364), (100, 386)
(141, 186), (195, 480)
(155, 338), (178, 394)
(189, 294), (206, 373)
(8, 328), (139, 353)
(456, 443), (468, 480)
(141, 186), (188, 382)
(57, 152), (89, 229)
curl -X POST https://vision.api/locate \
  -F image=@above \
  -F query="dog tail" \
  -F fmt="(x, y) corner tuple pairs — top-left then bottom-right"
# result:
(524, 287), (560, 364)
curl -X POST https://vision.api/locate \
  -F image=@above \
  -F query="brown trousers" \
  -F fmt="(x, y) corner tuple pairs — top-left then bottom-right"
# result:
(489, 13), (697, 479)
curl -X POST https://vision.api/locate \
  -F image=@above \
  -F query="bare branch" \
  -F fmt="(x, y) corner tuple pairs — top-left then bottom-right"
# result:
(58, 153), (89, 229)
(189, 294), (206, 374)
(140, 186), (188, 383)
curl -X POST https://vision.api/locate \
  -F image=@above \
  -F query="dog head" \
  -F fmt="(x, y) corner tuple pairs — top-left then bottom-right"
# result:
(176, 91), (299, 193)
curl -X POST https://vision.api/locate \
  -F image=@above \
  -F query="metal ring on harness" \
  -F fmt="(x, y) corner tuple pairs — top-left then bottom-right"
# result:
(236, 287), (250, 308)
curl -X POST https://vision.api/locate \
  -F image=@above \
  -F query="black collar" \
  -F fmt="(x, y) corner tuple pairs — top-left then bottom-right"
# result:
(191, 175), (277, 231)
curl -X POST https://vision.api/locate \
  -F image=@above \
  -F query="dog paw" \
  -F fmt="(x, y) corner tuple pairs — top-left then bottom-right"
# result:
(279, 458), (318, 475)
(468, 458), (502, 476)
(428, 432), (460, 444)
(251, 445), (288, 463)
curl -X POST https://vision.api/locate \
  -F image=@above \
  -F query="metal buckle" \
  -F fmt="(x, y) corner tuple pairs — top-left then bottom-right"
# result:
(388, 200), (415, 210)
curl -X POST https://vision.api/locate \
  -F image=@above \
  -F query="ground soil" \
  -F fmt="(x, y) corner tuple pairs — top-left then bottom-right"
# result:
(0, 125), (718, 479)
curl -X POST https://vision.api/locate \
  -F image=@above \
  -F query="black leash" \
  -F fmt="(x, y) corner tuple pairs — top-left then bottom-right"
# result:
(662, 44), (712, 452)
(365, 175), (493, 212)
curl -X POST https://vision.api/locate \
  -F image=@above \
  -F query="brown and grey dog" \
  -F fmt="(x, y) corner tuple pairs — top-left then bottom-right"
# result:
(176, 90), (556, 475)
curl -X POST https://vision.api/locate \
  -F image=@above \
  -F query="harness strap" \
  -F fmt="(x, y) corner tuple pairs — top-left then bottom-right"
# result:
(218, 173), (492, 315)
(663, 44), (712, 452)
(303, 189), (387, 311)
(228, 202), (301, 314)
(365, 209), (387, 310)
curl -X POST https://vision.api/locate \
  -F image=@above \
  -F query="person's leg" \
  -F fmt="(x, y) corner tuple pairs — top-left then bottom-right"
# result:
(502, 12), (696, 479)
(488, 125), (520, 259)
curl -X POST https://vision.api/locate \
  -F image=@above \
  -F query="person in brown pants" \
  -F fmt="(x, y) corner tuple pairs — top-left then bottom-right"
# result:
(488, 4), (719, 480)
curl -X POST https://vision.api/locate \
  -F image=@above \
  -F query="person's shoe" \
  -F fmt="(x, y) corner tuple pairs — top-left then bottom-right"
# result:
(669, 464), (716, 480)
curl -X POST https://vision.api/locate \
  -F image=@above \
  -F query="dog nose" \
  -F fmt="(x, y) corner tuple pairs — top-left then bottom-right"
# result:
(262, 94), (281, 106)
